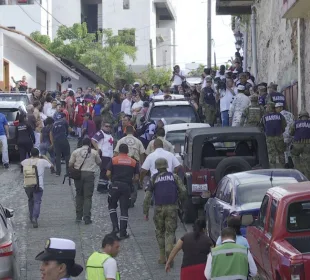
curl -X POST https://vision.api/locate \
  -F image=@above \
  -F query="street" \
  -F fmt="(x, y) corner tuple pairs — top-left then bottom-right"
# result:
(0, 140), (187, 280)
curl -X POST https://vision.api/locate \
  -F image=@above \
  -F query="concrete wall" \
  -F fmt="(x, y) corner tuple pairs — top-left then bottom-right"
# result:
(246, 0), (310, 111)
(156, 27), (173, 69)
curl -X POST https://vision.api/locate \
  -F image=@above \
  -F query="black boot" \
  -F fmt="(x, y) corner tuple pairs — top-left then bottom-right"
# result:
(111, 225), (120, 234)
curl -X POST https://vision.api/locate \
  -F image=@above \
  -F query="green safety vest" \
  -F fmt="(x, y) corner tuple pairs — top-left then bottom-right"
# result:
(86, 252), (120, 280)
(211, 242), (249, 280)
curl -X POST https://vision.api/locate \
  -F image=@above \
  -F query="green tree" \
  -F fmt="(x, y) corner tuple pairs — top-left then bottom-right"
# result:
(139, 65), (171, 86)
(188, 64), (205, 77)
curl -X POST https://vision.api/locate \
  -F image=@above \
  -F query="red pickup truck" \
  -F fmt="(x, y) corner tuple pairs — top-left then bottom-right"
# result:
(245, 181), (310, 280)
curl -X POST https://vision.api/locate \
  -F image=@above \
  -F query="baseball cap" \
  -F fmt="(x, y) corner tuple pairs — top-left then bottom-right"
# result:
(275, 103), (283, 108)
(133, 82), (140, 86)
(237, 85), (245, 91)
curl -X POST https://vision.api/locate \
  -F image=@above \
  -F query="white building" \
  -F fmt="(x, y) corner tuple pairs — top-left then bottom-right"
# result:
(0, 0), (177, 72)
(0, 26), (108, 91)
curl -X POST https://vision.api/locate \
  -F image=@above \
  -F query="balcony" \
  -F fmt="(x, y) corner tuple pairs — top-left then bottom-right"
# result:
(216, 0), (254, 15)
(282, 0), (310, 18)
(154, 0), (176, 20)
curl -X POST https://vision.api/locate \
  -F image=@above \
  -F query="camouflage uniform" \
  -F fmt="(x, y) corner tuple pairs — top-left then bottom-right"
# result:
(229, 89), (251, 127)
(100, 97), (114, 125)
(290, 111), (310, 178)
(143, 159), (186, 263)
(279, 109), (294, 164)
(243, 94), (264, 127)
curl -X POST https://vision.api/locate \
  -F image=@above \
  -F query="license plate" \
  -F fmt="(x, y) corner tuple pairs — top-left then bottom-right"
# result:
(192, 184), (208, 192)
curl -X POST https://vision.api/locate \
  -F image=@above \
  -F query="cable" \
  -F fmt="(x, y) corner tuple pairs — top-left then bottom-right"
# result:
(17, 4), (46, 28)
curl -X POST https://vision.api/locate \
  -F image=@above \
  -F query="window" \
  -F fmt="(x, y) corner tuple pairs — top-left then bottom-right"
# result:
(118, 29), (135, 46)
(258, 195), (269, 228)
(268, 199), (278, 235)
(123, 0), (129, 9)
(222, 180), (233, 204)
(287, 201), (310, 231)
(166, 130), (187, 146)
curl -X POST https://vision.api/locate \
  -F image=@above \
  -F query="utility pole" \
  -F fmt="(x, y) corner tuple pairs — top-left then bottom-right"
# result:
(149, 39), (154, 67)
(207, 0), (212, 68)
(214, 52), (217, 69)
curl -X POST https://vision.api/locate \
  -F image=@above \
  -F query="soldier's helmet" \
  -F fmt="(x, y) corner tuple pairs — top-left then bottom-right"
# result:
(250, 94), (259, 102)
(206, 76), (213, 82)
(267, 101), (275, 108)
(155, 158), (168, 169)
(298, 110), (310, 119)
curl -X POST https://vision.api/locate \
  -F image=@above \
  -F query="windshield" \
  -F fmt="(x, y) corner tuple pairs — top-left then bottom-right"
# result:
(236, 178), (299, 205)
(0, 95), (30, 105)
(166, 130), (187, 146)
(150, 105), (197, 124)
(287, 201), (310, 231)
(0, 109), (19, 122)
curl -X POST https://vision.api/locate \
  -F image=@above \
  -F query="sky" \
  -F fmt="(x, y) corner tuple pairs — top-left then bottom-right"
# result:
(175, 0), (236, 70)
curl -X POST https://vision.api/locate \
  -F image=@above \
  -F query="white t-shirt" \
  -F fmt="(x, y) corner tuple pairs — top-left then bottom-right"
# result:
(173, 70), (185, 86)
(43, 102), (52, 116)
(121, 99), (133, 116)
(141, 148), (180, 176)
(21, 158), (51, 190)
(46, 108), (57, 118)
(219, 88), (236, 112)
(103, 257), (118, 279)
(131, 100), (143, 112)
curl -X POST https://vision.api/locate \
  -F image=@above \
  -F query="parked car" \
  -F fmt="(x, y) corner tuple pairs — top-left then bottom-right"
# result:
(0, 205), (19, 279)
(152, 94), (185, 100)
(145, 99), (201, 125)
(0, 102), (26, 155)
(164, 123), (210, 163)
(205, 169), (308, 242)
(245, 181), (310, 280)
(0, 93), (31, 110)
(182, 126), (269, 223)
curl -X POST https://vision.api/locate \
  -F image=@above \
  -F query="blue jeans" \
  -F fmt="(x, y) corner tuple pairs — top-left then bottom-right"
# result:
(221, 110), (229, 127)
(40, 142), (55, 165)
(25, 187), (43, 219)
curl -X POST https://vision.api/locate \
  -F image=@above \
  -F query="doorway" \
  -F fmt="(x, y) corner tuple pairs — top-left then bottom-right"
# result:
(36, 67), (46, 90)
(3, 60), (9, 91)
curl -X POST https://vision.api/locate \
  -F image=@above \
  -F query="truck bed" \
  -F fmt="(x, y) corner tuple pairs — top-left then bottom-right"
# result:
(286, 236), (310, 253)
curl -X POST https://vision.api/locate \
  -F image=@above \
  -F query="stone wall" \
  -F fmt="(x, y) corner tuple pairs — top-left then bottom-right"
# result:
(245, 0), (310, 112)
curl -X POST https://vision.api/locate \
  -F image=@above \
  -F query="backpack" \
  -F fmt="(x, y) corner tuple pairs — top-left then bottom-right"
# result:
(23, 160), (39, 188)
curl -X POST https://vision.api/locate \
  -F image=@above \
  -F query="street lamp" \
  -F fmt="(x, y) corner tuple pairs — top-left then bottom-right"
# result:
(234, 31), (243, 43)
(235, 42), (242, 52)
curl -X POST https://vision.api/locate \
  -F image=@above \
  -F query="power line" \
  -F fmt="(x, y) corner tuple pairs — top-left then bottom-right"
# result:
(17, 4), (46, 28)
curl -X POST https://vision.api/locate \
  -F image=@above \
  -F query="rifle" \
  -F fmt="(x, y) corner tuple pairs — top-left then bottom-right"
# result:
(178, 200), (187, 232)
(62, 174), (72, 186)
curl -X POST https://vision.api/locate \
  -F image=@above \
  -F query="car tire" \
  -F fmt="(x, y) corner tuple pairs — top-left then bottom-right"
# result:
(184, 197), (198, 224)
(215, 157), (252, 183)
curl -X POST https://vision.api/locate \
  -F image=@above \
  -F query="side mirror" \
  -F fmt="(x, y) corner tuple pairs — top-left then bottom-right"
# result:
(241, 214), (254, 226)
(5, 208), (14, 218)
(175, 143), (181, 154)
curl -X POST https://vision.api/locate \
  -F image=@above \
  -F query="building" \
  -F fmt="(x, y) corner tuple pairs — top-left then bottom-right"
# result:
(216, 0), (310, 114)
(0, 26), (107, 91)
(0, 0), (177, 72)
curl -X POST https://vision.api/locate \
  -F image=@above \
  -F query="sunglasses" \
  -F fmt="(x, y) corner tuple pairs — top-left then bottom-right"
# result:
(104, 125), (111, 128)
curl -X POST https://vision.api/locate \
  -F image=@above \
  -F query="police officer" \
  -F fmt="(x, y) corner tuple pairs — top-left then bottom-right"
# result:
(266, 82), (286, 108)
(106, 144), (139, 239)
(290, 110), (310, 178)
(143, 158), (186, 264)
(35, 238), (83, 280)
(204, 227), (257, 279)
(114, 125), (145, 206)
(200, 76), (216, 126)
(242, 94), (264, 127)
(92, 122), (115, 193)
(51, 112), (71, 176)
(86, 234), (120, 280)
(261, 101), (287, 168)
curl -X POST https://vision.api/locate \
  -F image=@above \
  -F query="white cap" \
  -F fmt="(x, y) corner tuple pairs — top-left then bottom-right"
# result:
(48, 238), (76, 250)
(275, 103), (283, 108)
(233, 70), (239, 74)
(133, 82), (140, 86)
(160, 118), (167, 126)
(237, 85), (245, 91)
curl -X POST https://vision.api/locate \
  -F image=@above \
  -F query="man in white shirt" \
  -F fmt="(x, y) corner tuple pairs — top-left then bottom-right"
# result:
(21, 148), (53, 228)
(150, 84), (164, 99)
(140, 139), (181, 185)
(121, 92), (133, 116)
(204, 227), (257, 280)
(46, 99), (58, 118)
(171, 65), (186, 93)
(86, 234), (120, 280)
(216, 78), (237, 127)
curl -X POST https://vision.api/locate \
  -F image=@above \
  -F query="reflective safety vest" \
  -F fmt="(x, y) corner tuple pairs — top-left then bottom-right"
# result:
(86, 252), (120, 280)
(211, 242), (249, 280)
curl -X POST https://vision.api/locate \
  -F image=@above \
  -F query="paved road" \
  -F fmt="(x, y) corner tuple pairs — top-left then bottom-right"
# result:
(0, 140), (188, 280)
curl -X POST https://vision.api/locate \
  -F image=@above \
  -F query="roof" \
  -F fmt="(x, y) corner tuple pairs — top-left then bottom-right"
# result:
(165, 123), (210, 133)
(0, 25), (79, 79)
(187, 126), (263, 138)
(268, 181), (310, 198)
(230, 169), (307, 185)
(153, 100), (191, 106)
(0, 101), (27, 110)
(152, 94), (185, 100)
(60, 57), (113, 88)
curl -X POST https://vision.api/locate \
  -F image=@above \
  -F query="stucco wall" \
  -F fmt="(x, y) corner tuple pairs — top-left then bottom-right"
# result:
(246, 0), (310, 111)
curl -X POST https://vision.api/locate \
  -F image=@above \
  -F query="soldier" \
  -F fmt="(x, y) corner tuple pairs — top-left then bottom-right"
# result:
(275, 103), (294, 167)
(229, 85), (251, 127)
(257, 83), (268, 110)
(261, 102), (287, 168)
(101, 94), (114, 125)
(266, 82), (286, 108)
(242, 94), (264, 127)
(199, 76), (216, 126)
(290, 110), (310, 178)
(143, 158), (186, 264)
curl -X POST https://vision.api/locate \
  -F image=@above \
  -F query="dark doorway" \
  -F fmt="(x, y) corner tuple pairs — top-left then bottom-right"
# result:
(36, 67), (46, 90)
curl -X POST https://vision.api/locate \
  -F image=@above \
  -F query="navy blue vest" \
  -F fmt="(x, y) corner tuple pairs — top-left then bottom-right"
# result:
(259, 93), (267, 106)
(270, 92), (286, 108)
(264, 113), (283, 136)
(204, 87), (216, 106)
(153, 172), (178, 206)
(294, 120), (310, 141)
